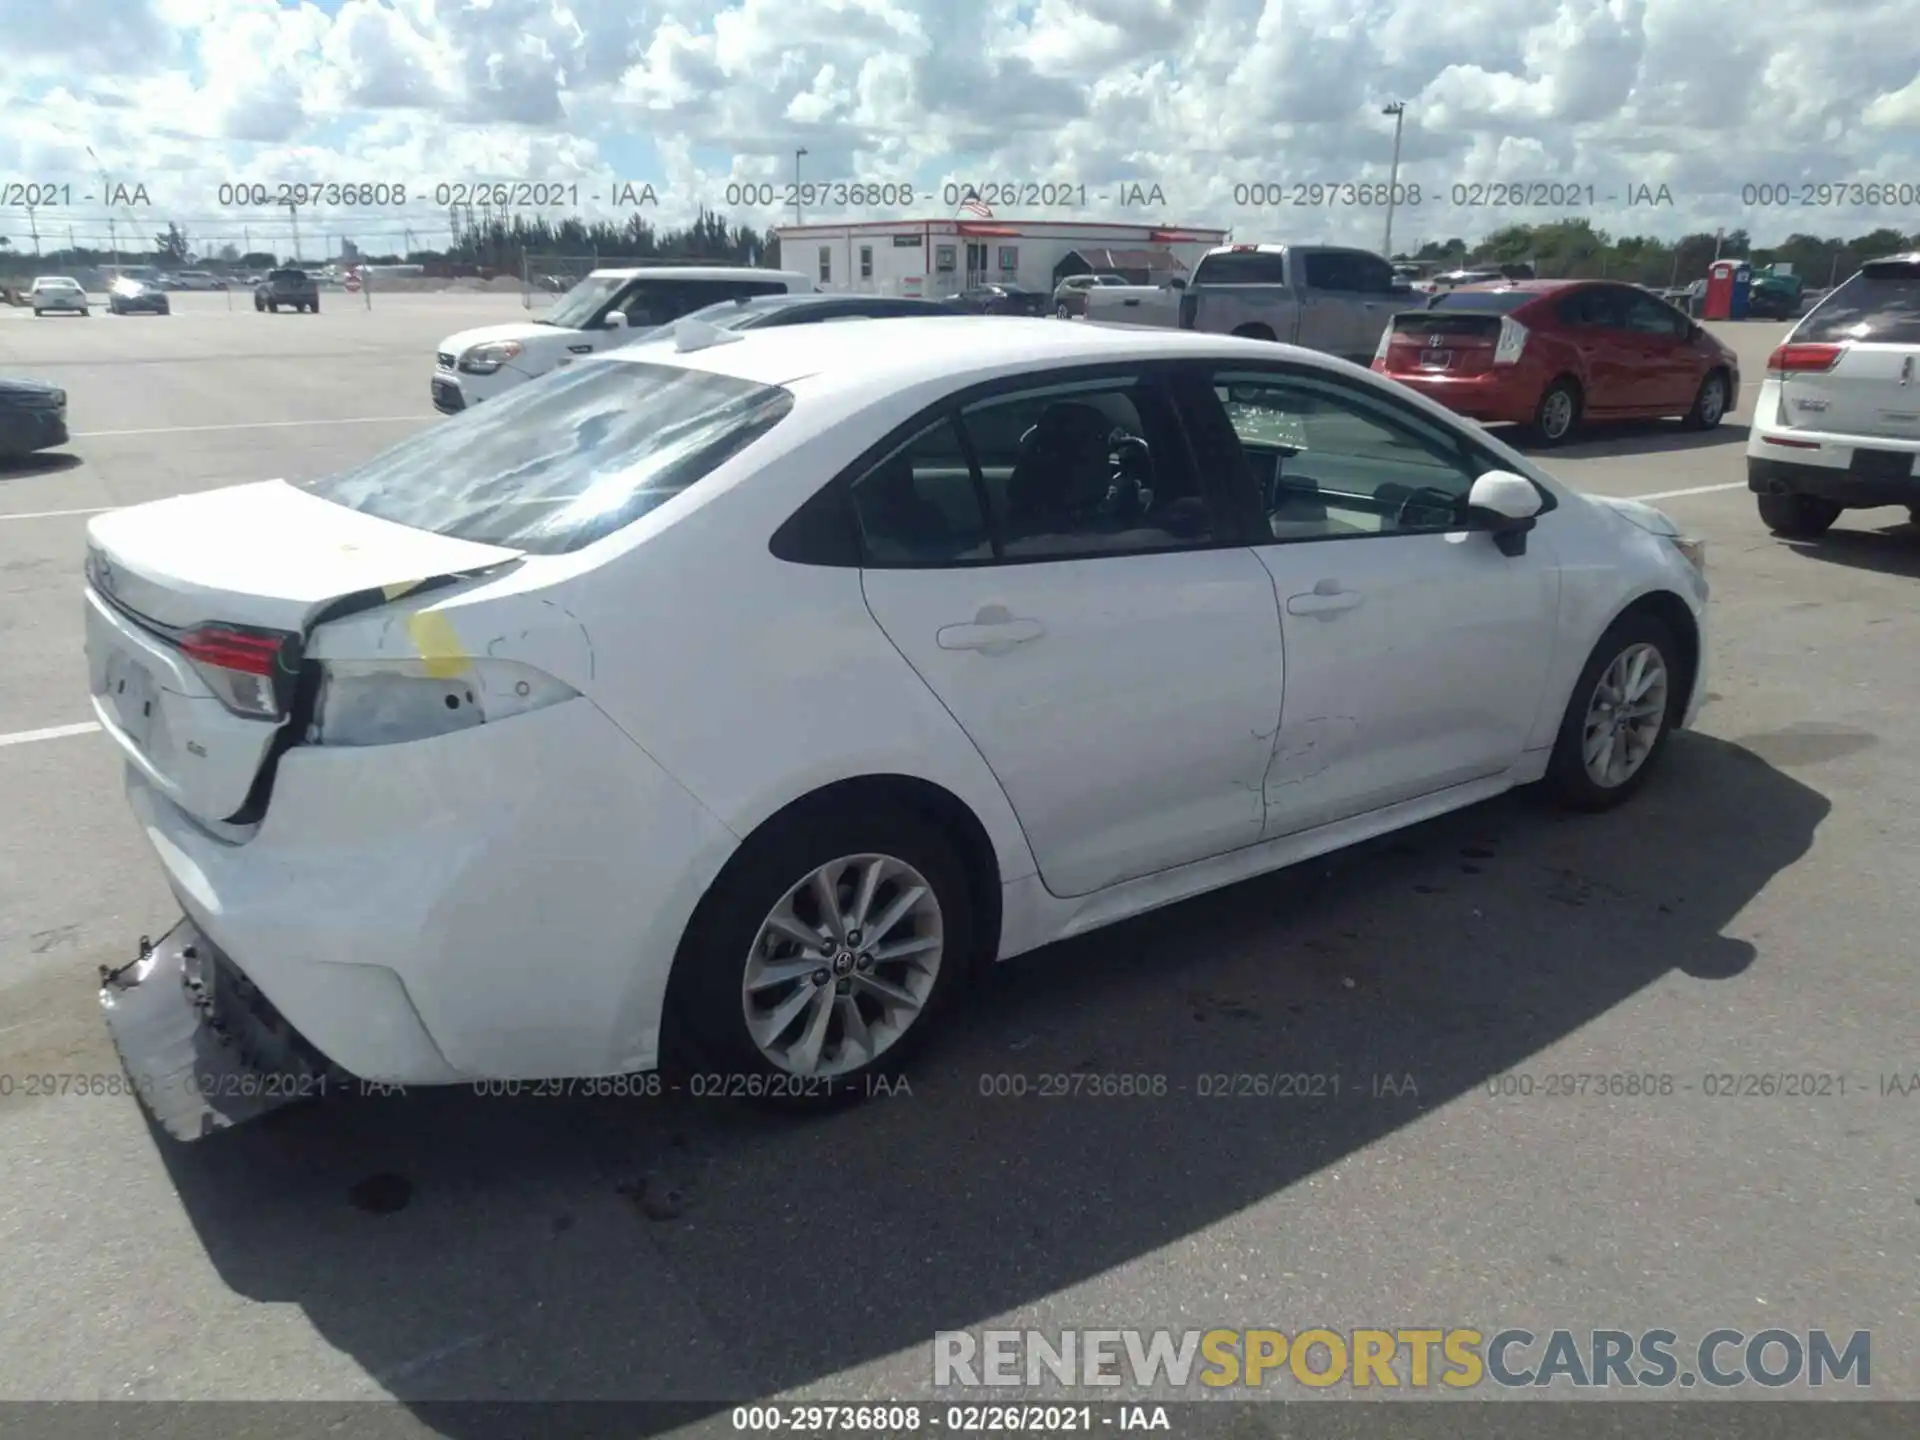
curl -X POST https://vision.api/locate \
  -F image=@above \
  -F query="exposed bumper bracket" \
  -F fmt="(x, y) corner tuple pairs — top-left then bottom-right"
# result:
(100, 919), (342, 1142)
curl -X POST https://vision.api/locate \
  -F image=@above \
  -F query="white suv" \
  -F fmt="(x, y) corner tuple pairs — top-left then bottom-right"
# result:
(1747, 253), (1920, 537)
(432, 265), (812, 414)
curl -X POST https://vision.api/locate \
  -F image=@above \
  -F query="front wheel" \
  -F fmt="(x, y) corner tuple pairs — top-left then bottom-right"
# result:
(1757, 492), (1841, 538)
(1056, 302), (1070, 318)
(668, 803), (973, 1107)
(1544, 612), (1683, 811)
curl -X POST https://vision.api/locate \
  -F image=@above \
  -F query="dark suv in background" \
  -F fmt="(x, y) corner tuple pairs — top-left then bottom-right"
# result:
(256, 269), (319, 313)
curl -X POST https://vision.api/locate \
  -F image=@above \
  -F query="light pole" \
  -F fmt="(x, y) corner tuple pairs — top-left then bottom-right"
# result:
(794, 148), (808, 226)
(86, 146), (118, 273)
(1381, 102), (1406, 260)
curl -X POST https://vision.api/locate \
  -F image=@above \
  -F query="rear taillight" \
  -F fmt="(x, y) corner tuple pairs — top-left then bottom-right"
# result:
(178, 626), (291, 719)
(1493, 318), (1529, 365)
(1766, 342), (1843, 376)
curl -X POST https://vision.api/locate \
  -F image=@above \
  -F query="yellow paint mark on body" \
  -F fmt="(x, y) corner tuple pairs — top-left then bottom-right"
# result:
(407, 610), (469, 678)
(381, 579), (424, 601)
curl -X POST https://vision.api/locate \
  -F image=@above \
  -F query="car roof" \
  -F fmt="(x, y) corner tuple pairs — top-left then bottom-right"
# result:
(733, 293), (943, 312)
(1451, 279), (1580, 294)
(597, 314), (1364, 390)
(590, 266), (810, 283)
(34, 276), (80, 283)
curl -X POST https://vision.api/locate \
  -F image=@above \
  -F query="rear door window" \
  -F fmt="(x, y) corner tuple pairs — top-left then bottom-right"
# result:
(1797, 261), (1920, 344)
(1556, 287), (1622, 328)
(1301, 252), (1361, 290)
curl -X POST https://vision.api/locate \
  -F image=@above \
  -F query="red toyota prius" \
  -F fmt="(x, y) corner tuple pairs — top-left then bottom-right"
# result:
(1372, 279), (1740, 446)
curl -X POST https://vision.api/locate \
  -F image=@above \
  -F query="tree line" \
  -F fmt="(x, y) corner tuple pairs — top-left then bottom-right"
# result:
(1401, 220), (1920, 288)
(4, 211), (1915, 287)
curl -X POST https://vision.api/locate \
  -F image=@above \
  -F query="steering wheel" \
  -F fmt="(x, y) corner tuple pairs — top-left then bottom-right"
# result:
(1395, 485), (1464, 531)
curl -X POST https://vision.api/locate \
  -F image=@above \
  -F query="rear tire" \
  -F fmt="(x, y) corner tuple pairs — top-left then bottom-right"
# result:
(309, 299), (319, 313)
(667, 801), (973, 1110)
(1757, 492), (1841, 538)
(1544, 611), (1683, 812)
(268, 302), (279, 313)
(1530, 378), (1582, 445)
(1682, 369), (1729, 429)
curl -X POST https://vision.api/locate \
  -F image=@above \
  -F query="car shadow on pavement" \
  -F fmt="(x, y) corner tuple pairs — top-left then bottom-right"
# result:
(0, 451), (81, 479)
(151, 734), (1828, 1430)
(1781, 519), (1920, 579)
(1500, 421), (1749, 461)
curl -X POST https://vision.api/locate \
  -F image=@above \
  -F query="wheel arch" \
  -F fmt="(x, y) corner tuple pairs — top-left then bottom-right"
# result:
(1604, 588), (1701, 722)
(662, 773), (1007, 1034)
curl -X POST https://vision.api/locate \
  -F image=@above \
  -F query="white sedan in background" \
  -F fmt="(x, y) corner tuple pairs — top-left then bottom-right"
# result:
(30, 276), (90, 315)
(85, 318), (1708, 1139)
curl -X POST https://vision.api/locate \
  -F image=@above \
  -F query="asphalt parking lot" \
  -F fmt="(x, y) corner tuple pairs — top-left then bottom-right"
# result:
(0, 295), (1915, 1418)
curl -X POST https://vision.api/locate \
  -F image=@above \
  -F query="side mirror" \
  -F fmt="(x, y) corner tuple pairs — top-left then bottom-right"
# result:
(1466, 470), (1543, 556)
(604, 310), (627, 329)
(1168, 276), (1188, 290)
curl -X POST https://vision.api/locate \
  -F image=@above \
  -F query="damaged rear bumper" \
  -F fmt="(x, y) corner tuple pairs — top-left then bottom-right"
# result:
(99, 918), (350, 1142)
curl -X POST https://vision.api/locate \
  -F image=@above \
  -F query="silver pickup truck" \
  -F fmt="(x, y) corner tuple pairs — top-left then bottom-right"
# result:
(1084, 243), (1413, 365)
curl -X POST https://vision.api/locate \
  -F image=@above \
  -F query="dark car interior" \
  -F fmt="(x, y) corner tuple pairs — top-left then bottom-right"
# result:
(852, 380), (1218, 562)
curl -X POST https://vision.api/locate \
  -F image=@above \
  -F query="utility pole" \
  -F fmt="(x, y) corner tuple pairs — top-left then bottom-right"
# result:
(794, 148), (808, 226)
(25, 204), (40, 256)
(1381, 102), (1406, 260)
(285, 200), (302, 265)
(86, 146), (118, 272)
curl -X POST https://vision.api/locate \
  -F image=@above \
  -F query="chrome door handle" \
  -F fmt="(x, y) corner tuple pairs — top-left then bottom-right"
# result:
(1286, 589), (1363, 617)
(937, 618), (1046, 650)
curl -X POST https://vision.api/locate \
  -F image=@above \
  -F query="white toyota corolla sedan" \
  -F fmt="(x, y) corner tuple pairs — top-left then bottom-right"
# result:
(86, 317), (1708, 1139)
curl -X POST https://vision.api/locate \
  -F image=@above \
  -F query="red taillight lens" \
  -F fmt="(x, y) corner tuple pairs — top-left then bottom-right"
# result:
(177, 627), (289, 718)
(1766, 343), (1842, 375)
(178, 628), (282, 675)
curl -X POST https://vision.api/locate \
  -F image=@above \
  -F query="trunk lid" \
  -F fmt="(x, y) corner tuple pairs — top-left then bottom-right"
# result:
(1777, 260), (1920, 442)
(84, 481), (521, 827)
(1384, 312), (1503, 376)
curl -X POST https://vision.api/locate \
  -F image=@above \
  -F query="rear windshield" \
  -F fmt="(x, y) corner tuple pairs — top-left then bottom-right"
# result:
(269, 270), (308, 281)
(1192, 252), (1289, 285)
(1429, 289), (1533, 313)
(1796, 262), (1920, 344)
(303, 360), (794, 554)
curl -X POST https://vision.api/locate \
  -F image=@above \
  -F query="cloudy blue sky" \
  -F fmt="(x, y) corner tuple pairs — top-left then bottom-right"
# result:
(1, 0), (1916, 259)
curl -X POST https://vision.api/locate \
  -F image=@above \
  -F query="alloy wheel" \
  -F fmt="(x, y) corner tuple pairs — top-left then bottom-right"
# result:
(741, 852), (945, 1077)
(1698, 376), (1726, 425)
(1581, 642), (1669, 788)
(1541, 388), (1575, 440)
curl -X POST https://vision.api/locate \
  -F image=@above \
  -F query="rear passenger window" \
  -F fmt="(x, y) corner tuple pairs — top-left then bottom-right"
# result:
(957, 378), (1218, 559)
(1302, 252), (1360, 290)
(850, 419), (995, 565)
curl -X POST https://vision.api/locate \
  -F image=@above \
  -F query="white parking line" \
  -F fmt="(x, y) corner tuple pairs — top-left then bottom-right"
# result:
(73, 415), (432, 439)
(1624, 482), (1747, 502)
(0, 721), (101, 748)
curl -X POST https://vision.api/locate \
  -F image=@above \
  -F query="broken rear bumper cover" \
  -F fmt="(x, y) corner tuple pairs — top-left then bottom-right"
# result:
(100, 919), (356, 1142)
(112, 697), (739, 1105)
